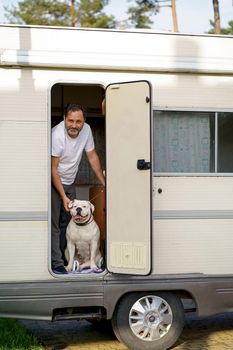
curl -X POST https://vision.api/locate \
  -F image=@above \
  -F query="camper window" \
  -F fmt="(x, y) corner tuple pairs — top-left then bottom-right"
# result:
(153, 111), (233, 174)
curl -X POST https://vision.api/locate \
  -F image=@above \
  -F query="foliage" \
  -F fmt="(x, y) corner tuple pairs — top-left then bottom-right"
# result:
(127, 0), (160, 28)
(4, 0), (233, 33)
(77, 0), (116, 28)
(208, 19), (233, 34)
(4, 0), (71, 26)
(0, 318), (42, 350)
(4, 0), (116, 28)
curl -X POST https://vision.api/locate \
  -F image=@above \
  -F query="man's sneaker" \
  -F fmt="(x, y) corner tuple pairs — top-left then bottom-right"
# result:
(53, 265), (68, 274)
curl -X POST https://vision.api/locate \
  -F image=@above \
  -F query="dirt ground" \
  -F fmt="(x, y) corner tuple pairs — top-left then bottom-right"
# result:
(21, 312), (233, 350)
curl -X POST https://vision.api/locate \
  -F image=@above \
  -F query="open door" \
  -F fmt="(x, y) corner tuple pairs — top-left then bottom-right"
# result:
(106, 81), (152, 275)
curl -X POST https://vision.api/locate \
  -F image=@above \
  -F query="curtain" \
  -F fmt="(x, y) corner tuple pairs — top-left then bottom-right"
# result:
(153, 111), (212, 173)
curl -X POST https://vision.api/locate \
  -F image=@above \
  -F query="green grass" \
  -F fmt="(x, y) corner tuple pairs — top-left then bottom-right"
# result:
(0, 318), (42, 350)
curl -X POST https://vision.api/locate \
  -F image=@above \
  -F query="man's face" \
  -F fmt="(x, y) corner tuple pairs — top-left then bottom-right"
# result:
(64, 110), (85, 138)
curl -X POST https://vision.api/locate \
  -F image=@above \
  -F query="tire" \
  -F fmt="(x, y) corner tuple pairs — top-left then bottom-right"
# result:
(112, 292), (184, 350)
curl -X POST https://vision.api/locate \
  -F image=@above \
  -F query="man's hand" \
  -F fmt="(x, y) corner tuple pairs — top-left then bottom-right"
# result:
(62, 195), (71, 212)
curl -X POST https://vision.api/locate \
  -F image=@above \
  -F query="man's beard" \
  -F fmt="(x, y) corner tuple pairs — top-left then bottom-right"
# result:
(67, 128), (80, 137)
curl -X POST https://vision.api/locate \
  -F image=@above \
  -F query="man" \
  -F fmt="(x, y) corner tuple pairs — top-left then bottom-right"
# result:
(51, 103), (105, 274)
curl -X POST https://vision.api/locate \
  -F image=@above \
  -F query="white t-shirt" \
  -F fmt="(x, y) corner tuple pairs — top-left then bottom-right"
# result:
(52, 121), (94, 185)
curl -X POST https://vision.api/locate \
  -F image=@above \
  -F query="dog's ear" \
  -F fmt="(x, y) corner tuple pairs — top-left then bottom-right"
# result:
(68, 200), (74, 209)
(89, 202), (95, 213)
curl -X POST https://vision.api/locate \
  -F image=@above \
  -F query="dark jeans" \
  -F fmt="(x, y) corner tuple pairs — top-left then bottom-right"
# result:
(51, 183), (76, 269)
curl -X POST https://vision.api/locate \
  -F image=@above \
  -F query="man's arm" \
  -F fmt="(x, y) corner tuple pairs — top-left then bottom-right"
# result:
(86, 149), (105, 186)
(51, 156), (70, 211)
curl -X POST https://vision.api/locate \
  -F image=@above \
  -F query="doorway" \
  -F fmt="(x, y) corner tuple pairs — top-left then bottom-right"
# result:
(50, 83), (106, 274)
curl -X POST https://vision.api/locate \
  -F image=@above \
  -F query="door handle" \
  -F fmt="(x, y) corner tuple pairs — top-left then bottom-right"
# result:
(137, 159), (151, 170)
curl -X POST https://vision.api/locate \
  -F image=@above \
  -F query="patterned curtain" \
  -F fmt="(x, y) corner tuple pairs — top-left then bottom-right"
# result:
(153, 111), (213, 173)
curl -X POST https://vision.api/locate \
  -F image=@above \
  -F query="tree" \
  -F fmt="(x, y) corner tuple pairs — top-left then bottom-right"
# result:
(4, 0), (116, 28)
(76, 0), (115, 28)
(221, 20), (233, 34)
(127, 0), (160, 29)
(208, 19), (233, 34)
(208, 0), (233, 35)
(212, 0), (221, 34)
(5, 0), (71, 26)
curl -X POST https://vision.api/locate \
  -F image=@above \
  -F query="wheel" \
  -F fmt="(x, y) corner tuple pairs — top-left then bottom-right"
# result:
(112, 292), (184, 350)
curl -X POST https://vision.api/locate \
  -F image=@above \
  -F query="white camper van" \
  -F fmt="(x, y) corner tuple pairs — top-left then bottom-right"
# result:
(0, 24), (233, 350)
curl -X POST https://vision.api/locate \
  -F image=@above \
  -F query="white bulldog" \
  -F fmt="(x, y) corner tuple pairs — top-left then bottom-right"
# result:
(65, 199), (102, 272)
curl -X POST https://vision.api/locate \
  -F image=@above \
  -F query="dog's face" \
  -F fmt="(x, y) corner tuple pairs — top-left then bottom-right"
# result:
(68, 200), (94, 224)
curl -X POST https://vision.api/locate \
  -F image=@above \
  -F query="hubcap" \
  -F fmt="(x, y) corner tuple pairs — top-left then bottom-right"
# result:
(129, 295), (173, 341)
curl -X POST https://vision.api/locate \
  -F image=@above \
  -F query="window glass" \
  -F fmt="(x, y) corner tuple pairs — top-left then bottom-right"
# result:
(153, 111), (215, 173)
(218, 113), (233, 172)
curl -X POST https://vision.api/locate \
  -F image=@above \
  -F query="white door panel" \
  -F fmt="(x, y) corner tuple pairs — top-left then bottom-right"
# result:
(106, 81), (152, 275)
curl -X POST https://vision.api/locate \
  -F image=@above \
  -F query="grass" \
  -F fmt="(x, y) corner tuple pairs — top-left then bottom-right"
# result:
(0, 318), (43, 350)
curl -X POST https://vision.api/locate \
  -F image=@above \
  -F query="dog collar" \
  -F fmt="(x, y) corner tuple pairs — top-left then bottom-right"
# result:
(73, 215), (94, 226)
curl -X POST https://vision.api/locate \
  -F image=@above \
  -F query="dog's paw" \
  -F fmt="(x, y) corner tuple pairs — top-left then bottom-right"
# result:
(65, 264), (73, 272)
(90, 264), (98, 271)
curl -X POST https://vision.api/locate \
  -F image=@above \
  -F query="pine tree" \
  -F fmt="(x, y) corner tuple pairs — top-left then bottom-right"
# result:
(127, 0), (160, 29)
(4, 0), (116, 28)
(77, 0), (115, 28)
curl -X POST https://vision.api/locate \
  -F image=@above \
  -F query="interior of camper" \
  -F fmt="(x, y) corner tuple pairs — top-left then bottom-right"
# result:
(50, 83), (106, 275)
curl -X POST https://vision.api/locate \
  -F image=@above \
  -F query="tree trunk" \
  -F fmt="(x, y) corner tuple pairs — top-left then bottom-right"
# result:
(70, 0), (75, 27)
(213, 0), (221, 34)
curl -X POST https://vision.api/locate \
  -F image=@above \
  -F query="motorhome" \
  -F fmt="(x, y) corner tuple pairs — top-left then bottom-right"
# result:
(0, 24), (233, 350)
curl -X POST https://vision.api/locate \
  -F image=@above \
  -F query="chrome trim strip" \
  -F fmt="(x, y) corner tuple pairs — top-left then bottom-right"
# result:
(0, 212), (47, 221)
(154, 210), (233, 220)
(216, 288), (233, 294)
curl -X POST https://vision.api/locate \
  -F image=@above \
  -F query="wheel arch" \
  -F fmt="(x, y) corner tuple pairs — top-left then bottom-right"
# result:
(106, 289), (197, 320)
